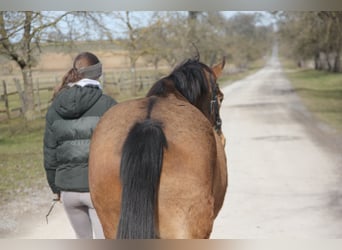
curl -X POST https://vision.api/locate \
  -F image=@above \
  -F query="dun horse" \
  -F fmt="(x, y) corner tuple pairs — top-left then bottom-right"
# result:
(89, 57), (228, 239)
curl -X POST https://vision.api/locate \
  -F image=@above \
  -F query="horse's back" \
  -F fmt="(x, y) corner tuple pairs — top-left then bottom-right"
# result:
(89, 94), (223, 238)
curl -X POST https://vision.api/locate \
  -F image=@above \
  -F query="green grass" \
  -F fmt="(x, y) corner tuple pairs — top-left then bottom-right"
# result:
(0, 118), (47, 205)
(283, 61), (342, 132)
(220, 57), (267, 87)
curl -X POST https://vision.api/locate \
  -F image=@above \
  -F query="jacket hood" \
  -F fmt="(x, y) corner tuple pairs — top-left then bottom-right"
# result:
(53, 85), (102, 119)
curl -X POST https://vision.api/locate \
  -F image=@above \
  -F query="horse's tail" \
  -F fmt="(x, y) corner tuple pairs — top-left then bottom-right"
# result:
(116, 118), (168, 239)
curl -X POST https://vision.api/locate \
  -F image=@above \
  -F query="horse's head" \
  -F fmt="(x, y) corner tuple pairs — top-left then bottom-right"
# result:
(207, 58), (225, 134)
(210, 60), (227, 147)
(171, 57), (226, 134)
(147, 57), (226, 133)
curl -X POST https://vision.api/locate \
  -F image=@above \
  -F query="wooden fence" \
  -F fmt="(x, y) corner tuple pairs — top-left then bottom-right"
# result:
(0, 68), (166, 121)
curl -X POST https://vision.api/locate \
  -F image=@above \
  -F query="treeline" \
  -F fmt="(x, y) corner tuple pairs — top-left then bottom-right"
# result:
(277, 11), (342, 72)
(0, 11), (274, 120)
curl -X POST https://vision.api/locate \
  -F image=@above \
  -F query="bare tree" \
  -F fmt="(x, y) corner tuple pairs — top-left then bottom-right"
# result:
(223, 12), (273, 70)
(105, 11), (272, 77)
(318, 11), (342, 72)
(148, 12), (191, 67)
(146, 11), (226, 67)
(108, 11), (157, 95)
(0, 11), (118, 119)
(277, 11), (342, 72)
(0, 11), (69, 120)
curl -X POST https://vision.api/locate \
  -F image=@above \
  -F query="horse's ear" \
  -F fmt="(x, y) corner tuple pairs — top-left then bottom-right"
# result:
(212, 57), (226, 78)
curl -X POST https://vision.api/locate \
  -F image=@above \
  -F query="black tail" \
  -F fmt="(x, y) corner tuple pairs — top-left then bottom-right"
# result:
(116, 118), (168, 239)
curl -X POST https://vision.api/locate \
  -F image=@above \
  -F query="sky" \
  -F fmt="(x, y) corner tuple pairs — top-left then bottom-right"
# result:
(30, 11), (276, 42)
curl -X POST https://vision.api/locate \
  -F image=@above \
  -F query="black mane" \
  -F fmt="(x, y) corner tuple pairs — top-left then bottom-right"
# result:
(146, 58), (214, 112)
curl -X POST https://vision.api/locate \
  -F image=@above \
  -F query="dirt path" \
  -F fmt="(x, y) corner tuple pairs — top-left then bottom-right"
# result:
(0, 186), (75, 239)
(2, 50), (342, 239)
(211, 51), (342, 238)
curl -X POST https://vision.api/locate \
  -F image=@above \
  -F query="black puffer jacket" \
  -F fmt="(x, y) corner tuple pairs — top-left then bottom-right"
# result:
(43, 85), (116, 193)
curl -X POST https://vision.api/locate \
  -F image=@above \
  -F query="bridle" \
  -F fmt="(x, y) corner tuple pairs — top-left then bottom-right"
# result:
(208, 71), (223, 134)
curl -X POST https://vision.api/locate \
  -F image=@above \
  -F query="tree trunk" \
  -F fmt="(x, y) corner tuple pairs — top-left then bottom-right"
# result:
(333, 49), (341, 73)
(325, 51), (332, 71)
(187, 11), (200, 45)
(314, 52), (320, 70)
(130, 60), (137, 96)
(21, 12), (36, 120)
(21, 66), (36, 120)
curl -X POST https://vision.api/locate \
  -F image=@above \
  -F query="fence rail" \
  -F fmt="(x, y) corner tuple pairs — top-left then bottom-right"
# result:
(0, 68), (166, 121)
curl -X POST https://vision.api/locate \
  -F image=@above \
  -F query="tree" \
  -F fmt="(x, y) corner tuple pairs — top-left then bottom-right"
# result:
(147, 12), (192, 67)
(224, 12), (273, 69)
(150, 11), (227, 66)
(317, 11), (342, 72)
(0, 11), (69, 120)
(109, 11), (155, 95)
(276, 11), (342, 72)
(0, 11), (113, 120)
(103, 11), (272, 78)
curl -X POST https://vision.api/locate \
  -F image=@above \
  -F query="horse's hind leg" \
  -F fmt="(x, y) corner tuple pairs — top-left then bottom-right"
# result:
(158, 197), (215, 239)
(186, 198), (215, 239)
(159, 219), (212, 239)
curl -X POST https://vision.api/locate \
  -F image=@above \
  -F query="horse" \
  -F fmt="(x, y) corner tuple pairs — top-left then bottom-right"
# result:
(88, 57), (228, 239)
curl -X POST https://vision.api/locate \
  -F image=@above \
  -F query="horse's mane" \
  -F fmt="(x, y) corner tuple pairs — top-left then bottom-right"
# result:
(146, 58), (214, 110)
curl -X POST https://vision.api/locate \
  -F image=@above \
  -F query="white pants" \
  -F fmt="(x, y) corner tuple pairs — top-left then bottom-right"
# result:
(61, 191), (104, 239)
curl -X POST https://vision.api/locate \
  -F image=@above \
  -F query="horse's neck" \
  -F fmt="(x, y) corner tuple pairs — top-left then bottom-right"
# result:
(148, 78), (213, 125)
(147, 79), (173, 97)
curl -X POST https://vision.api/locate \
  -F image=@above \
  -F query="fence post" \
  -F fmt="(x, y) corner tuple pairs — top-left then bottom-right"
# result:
(138, 75), (143, 91)
(14, 78), (26, 115)
(36, 78), (42, 117)
(2, 80), (10, 119)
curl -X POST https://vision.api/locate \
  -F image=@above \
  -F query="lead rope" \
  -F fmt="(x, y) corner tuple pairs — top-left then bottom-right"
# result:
(45, 198), (59, 224)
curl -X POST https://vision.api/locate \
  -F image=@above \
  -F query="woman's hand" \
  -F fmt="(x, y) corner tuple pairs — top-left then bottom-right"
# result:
(54, 192), (61, 202)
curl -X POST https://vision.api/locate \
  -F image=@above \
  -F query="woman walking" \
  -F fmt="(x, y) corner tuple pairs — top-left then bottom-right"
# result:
(43, 52), (117, 238)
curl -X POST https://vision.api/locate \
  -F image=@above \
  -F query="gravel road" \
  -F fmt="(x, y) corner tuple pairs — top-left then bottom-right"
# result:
(211, 50), (342, 238)
(2, 50), (342, 239)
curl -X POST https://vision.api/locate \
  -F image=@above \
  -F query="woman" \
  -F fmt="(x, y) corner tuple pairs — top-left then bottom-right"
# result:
(43, 52), (117, 239)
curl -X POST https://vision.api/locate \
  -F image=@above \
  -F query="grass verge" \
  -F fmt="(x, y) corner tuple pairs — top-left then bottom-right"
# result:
(282, 61), (342, 132)
(0, 118), (47, 206)
(220, 58), (266, 87)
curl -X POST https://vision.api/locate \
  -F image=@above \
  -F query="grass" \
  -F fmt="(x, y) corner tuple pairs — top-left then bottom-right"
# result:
(0, 118), (47, 206)
(282, 60), (342, 132)
(220, 58), (267, 87)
